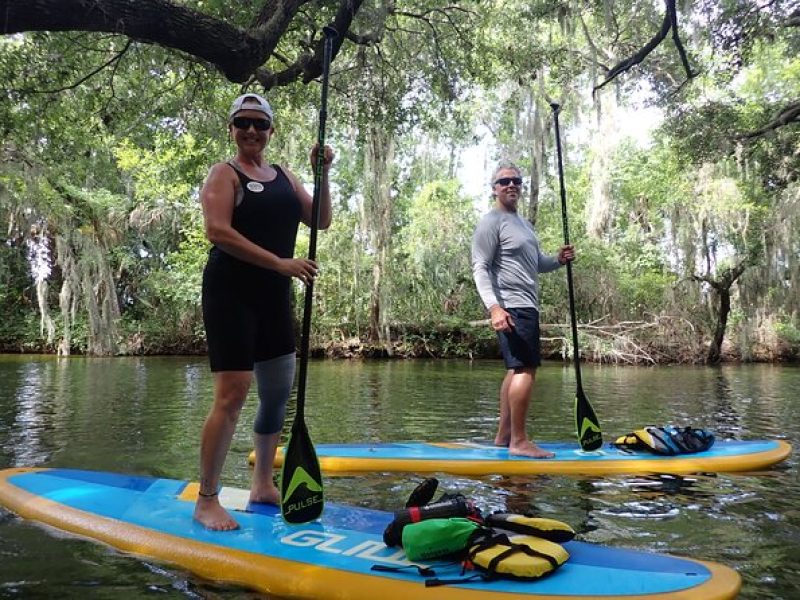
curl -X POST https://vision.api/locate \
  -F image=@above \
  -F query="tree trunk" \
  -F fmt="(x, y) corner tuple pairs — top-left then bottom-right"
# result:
(369, 259), (382, 342)
(526, 79), (545, 225)
(363, 124), (395, 352)
(55, 237), (79, 356)
(706, 285), (731, 363)
(694, 261), (748, 364)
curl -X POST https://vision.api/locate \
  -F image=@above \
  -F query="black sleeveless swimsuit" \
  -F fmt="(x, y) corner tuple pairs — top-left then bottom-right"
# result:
(202, 163), (301, 371)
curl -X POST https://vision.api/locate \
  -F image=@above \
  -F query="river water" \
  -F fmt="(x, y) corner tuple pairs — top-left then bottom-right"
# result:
(0, 355), (797, 599)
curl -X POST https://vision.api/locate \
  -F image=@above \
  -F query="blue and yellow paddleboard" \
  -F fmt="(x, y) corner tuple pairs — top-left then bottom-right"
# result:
(255, 439), (791, 476)
(0, 467), (740, 599)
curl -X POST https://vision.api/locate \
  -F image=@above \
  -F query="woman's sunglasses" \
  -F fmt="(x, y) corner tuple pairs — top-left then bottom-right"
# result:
(494, 177), (523, 187)
(231, 116), (271, 131)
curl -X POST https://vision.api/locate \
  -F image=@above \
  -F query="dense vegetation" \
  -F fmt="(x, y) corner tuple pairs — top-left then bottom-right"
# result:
(1, 0), (798, 364)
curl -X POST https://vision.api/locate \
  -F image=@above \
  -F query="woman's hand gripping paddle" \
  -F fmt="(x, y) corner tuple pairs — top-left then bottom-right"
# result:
(280, 26), (337, 523)
(550, 103), (603, 451)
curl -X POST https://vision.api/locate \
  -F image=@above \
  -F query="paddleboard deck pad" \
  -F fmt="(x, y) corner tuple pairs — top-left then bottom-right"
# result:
(0, 467), (740, 599)
(256, 439), (791, 476)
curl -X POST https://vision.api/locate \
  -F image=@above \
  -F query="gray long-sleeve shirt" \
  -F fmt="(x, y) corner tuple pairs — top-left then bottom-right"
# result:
(471, 208), (562, 311)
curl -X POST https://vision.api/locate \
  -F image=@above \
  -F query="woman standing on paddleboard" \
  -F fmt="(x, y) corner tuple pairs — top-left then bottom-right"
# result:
(195, 93), (333, 530)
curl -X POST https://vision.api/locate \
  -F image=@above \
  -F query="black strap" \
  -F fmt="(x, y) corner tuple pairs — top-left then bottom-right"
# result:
(665, 427), (691, 452)
(635, 429), (677, 455)
(467, 532), (561, 578)
(671, 427), (712, 452)
(371, 564), (437, 577)
(487, 540), (560, 573)
(425, 574), (485, 587)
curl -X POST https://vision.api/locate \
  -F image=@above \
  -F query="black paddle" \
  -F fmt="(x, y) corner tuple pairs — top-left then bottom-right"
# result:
(550, 102), (603, 452)
(280, 25), (337, 523)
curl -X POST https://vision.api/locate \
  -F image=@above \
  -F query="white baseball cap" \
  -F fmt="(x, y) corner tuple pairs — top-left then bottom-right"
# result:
(228, 93), (274, 121)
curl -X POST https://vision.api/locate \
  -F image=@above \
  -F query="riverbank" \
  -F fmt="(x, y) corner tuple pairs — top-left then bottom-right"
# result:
(2, 320), (797, 364)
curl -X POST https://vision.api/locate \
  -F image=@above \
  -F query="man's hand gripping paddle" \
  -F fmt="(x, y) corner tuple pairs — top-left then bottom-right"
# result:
(551, 102), (602, 451)
(280, 26), (337, 523)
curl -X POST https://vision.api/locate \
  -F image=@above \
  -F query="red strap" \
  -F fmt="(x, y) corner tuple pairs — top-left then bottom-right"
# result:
(409, 506), (421, 523)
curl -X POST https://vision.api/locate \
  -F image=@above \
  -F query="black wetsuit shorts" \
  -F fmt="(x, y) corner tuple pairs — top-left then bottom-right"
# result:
(202, 164), (301, 372)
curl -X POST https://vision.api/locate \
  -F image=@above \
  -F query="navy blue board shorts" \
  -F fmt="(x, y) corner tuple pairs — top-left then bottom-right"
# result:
(497, 307), (541, 370)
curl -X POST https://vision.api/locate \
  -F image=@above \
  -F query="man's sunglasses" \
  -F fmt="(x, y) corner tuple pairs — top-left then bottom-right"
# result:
(494, 176), (523, 186)
(232, 116), (272, 131)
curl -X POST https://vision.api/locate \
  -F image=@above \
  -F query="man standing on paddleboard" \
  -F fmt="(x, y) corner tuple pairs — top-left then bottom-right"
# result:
(471, 162), (574, 459)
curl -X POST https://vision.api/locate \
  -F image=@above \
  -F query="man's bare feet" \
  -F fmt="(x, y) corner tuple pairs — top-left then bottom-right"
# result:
(249, 483), (280, 505)
(509, 441), (555, 459)
(494, 435), (510, 447)
(193, 496), (239, 531)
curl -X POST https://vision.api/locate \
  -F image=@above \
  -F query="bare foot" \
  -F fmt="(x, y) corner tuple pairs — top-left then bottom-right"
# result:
(249, 483), (280, 505)
(494, 436), (510, 447)
(509, 442), (555, 459)
(193, 496), (239, 531)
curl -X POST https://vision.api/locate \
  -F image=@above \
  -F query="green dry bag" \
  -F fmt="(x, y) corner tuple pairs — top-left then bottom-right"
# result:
(401, 517), (481, 561)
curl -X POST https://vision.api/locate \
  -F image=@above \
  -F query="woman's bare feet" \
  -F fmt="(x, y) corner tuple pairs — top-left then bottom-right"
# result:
(193, 496), (239, 531)
(249, 482), (280, 505)
(509, 441), (555, 459)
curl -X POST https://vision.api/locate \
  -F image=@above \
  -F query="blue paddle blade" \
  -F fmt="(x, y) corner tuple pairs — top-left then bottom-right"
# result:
(576, 387), (602, 451)
(280, 419), (324, 523)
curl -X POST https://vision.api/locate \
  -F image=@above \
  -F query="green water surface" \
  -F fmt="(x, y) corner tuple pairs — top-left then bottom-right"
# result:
(0, 356), (797, 599)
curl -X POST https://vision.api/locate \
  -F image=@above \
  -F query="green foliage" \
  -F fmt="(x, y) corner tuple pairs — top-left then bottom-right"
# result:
(774, 318), (800, 346)
(618, 269), (675, 316)
(144, 219), (207, 308)
(307, 209), (373, 339)
(395, 179), (479, 322)
(1, 1), (798, 362)
(0, 243), (32, 347)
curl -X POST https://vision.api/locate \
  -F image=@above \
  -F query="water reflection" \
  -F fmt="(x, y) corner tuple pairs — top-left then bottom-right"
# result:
(9, 361), (49, 465)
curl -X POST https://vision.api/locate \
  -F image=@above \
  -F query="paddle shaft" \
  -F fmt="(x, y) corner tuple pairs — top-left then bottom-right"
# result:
(550, 103), (602, 451)
(279, 26), (337, 523)
(550, 104), (583, 391)
(295, 26), (336, 421)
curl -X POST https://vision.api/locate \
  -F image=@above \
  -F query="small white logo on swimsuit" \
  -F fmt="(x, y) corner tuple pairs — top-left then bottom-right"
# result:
(247, 181), (265, 193)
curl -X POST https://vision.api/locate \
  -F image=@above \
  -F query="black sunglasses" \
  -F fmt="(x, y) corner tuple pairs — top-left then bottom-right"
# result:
(494, 177), (523, 186)
(231, 116), (271, 131)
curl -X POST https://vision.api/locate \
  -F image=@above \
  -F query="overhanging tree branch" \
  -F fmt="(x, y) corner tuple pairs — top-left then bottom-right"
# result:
(1, 0), (264, 82)
(252, 0), (364, 89)
(593, 9), (670, 91)
(741, 100), (800, 139)
(593, 0), (696, 92)
(784, 9), (800, 27)
(13, 39), (132, 94)
(0, 0), (362, 87)
(668, 0), (696, 79)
